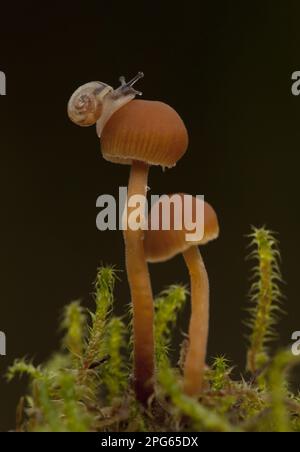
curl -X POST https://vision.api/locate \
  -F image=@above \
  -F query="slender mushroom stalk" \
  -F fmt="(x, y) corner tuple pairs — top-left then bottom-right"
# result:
(183, 246), (209, 396)
(124, 160), (154, 402)
(144, 194), (219, 398)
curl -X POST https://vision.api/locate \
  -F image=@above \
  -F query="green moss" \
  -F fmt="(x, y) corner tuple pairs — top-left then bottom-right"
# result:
(100, 317), (128, 402)
(155, 285), (187, 370)
(246, 227), (283, 374)
(61, 300), (86, 360)
(84, 266), (117, 370)
(6, 231), (300, 432)
(158, 367), (238, 432)
(210, 356), (231, 392)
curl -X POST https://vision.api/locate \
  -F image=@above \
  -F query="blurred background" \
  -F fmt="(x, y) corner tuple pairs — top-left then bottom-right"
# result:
(0, 0), (300, 430)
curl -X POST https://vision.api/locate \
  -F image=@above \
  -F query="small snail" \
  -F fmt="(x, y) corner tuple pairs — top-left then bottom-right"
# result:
(67, 72), (144, 136)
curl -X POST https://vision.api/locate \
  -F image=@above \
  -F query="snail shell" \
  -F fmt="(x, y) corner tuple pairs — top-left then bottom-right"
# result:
(67, 81), (113, 127)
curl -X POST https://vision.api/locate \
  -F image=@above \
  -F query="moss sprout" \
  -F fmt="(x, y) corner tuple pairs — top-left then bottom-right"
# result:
(100, 317), (128, 402)
(84, 266), (117, 370)
(154, 285), (187, 370)
(61, 300), (86, 361)
(246, 227), (283, 374)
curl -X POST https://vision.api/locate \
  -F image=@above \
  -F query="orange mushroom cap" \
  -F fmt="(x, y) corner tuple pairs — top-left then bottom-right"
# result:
(144, 194), (219, 263)
(101, 100), (188, 168)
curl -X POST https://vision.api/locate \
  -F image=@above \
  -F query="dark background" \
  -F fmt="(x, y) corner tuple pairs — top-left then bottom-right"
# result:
(0, 0), (300, 430)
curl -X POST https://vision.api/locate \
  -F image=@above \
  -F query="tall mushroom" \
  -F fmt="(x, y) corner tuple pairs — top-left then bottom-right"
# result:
(68, 75), (188, 403)
(101, 101), (188, 403)
(144, 194), (219, 397)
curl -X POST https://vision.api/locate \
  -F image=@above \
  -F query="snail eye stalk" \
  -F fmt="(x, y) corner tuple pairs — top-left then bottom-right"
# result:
(116, 72), (144, 97)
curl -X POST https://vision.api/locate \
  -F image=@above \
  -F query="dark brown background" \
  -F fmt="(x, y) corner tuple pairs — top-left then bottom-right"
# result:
(0, 0), (300, 430)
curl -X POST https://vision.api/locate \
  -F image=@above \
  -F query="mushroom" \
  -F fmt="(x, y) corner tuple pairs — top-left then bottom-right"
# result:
(144, 194), (219, 397)
(100, 101), (188, 403)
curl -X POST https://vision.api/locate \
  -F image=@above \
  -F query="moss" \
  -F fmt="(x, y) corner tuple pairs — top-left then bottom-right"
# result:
(6, 228), (300, 432)
(246, 227), (283, 374)
(100, 317), (128, 402)
(61, 301), (86, 360)
(155, 285), (187, 370)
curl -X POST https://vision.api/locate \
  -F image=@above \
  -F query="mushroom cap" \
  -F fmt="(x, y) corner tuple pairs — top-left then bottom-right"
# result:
(144, 194), (219, 263)
(100, 100), (188, 168)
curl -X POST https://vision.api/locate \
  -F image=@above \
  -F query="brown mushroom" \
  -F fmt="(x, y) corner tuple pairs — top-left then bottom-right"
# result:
(144, 194), (219, 397)
(101, 100), (188, 403)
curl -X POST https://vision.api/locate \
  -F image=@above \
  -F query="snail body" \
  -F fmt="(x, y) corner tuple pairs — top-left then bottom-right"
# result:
(68, 72), (144, 136)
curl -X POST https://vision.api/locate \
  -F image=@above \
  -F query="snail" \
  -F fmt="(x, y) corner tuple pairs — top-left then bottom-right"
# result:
(67, 72), (144, 136)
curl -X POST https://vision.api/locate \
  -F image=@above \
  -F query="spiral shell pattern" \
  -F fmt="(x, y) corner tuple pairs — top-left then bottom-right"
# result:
(68, 82), (111, 127)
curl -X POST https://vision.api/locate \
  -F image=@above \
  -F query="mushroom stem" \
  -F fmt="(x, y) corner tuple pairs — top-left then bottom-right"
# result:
(124, 160), (155, 404)
(183, 246), (209, 397)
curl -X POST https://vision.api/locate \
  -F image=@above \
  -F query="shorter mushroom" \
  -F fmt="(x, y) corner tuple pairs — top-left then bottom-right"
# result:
(144, 194), (219, 397)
